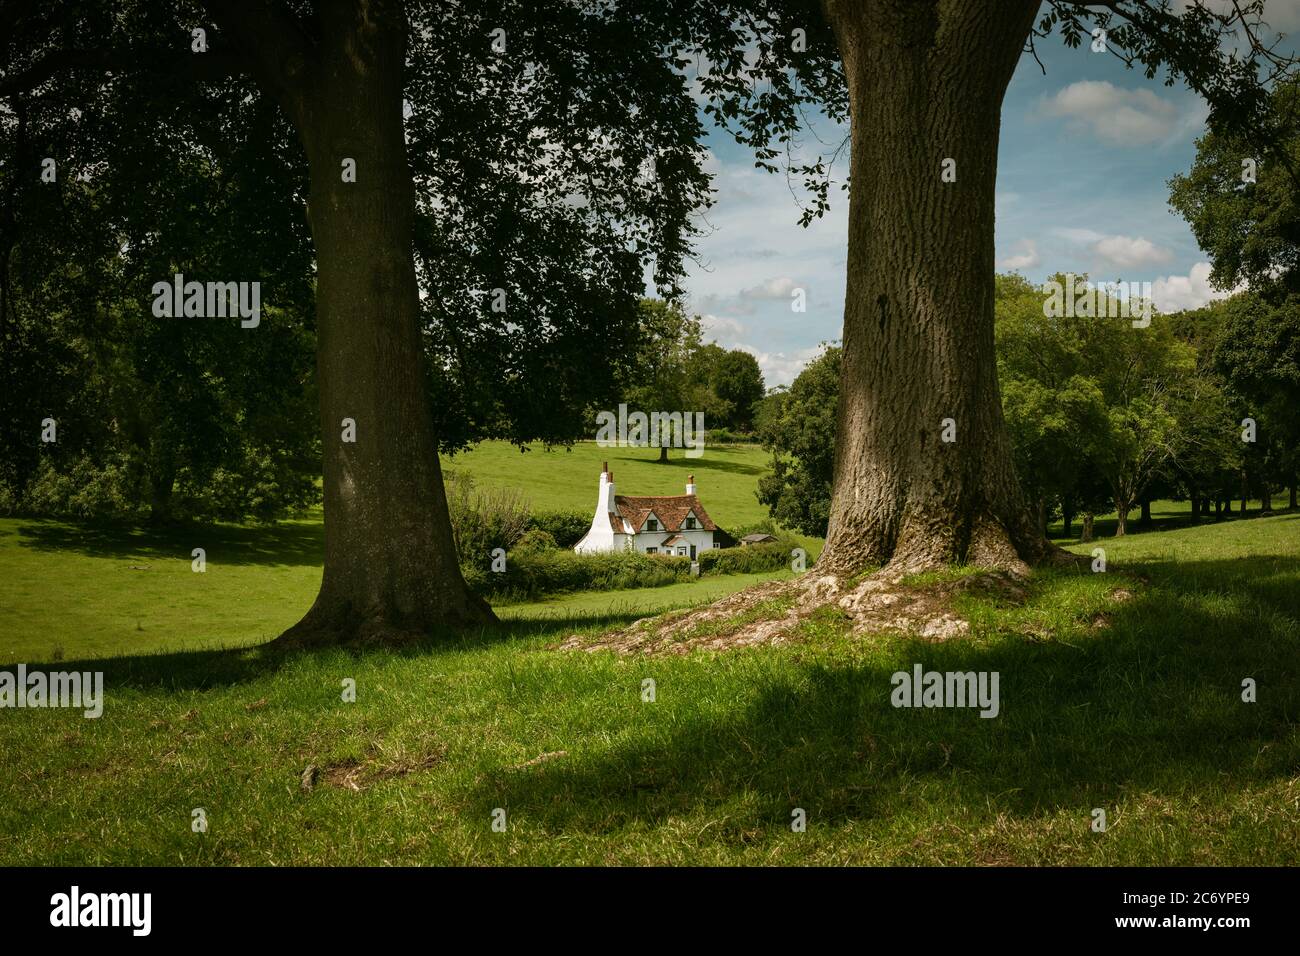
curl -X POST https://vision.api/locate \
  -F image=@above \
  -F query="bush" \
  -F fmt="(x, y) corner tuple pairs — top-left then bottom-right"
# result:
(446, 470), (531, 571)
(470, 548), (692, 599)
(513, 528), (558, 555)
(528, 510), (591, 549)
(697, 538), (796, 575)
(730, 518), (779, 538)
(23, 455), (144, 521)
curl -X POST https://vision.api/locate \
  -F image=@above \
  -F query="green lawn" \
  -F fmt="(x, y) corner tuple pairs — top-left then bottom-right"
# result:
(446, 439), (773, 528)
(1, 508), (1298, 865)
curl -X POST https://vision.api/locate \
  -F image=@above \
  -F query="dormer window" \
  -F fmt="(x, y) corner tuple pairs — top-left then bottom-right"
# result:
(646, 518), (659, 532)
(684, 515), (697, 530)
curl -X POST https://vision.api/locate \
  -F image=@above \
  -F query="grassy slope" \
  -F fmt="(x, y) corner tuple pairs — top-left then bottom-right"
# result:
(446, 439), (773, 526)
(1, 513), (1297, 865)
(0, 440), (807, 662)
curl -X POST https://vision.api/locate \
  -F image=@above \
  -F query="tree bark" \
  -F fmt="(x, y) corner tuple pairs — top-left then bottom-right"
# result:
(241, 2), (494, 646)
(1115, 499), (1130, 537)
(816, 0), (1046, 577)
(658, 444), (669, 463)
(1290, 482), (1297, 510)
(1081, 513), (1094, 543)
(1139, 498), (1152, 526)
(1061, 503), (1074, 539)
(1189, 493), (1200, 523)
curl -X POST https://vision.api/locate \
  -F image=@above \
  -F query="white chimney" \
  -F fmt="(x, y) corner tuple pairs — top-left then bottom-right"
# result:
(686, 474), (696, 495)
(598, 462), (616, 523)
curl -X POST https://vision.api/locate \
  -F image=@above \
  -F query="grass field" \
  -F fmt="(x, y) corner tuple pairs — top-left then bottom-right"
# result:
(0, 440), (814, 662)
(1, 495), (1298, 864)
(446, 439), (774, 527)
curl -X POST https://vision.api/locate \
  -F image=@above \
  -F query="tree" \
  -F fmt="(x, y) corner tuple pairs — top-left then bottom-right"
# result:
(680, 0), (1297, 576)
(1212, 293), (1300, 508)
(1169, 76), (1300, 297)
(756, 346), (838, 536)
(2, 1), (715, 645)
(995, 274), (1109, 537)
(0, 83), (320, 523)
(709, 349), (766, 432)
(622, 299), (712, 462)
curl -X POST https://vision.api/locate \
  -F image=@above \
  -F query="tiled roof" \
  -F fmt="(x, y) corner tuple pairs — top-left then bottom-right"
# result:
(614, 494), (717, 533)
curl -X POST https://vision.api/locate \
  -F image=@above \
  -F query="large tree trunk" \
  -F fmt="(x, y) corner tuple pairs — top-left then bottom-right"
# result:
(816, 0), (1046, 577)
(265, 3), (494, 646)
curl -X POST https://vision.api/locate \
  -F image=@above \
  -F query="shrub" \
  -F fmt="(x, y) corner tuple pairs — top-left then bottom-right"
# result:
(697, 538), (796, 575)
(445, 470), (532, 570)
(528, 510), (591, 549)
(471, 548), (692, 599)
(23, 455), (144, 521)
(513, 528), (558, 555)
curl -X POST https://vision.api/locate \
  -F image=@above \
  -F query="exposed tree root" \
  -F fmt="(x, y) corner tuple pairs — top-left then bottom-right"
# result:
(556, 564), (1034, 656)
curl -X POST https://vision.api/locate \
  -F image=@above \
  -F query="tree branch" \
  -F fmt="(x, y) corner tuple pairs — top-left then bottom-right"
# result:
(201, 0), (315, 129)
(0, 46), (250, 99)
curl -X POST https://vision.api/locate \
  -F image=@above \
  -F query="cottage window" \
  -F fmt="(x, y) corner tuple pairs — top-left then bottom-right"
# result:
(684, 516), (697, 530)
(646, 518), (659, 531)
(645, 547), (657, 554)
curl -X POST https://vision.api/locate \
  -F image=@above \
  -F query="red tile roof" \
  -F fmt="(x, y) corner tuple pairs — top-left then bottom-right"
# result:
(613, 494), (717, 534)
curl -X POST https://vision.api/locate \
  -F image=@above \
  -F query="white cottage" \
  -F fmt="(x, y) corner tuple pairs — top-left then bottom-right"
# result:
(573, 463), (720, 558)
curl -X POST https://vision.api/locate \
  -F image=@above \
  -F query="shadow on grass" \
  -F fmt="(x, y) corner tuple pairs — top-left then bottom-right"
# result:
(13, 517), (324, 567)
(608, 449), (766, 477)
(1050, 507), (1299, 543)
(469, 554), (1300, 836)
(17, 606), (656, 690)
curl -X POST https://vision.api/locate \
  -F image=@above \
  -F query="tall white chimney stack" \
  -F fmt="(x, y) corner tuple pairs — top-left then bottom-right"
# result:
(686, 474), (696, 495)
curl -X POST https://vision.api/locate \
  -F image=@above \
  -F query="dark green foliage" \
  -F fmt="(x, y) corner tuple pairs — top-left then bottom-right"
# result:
(513, 528), (559, 556)
(445, 472), (531, 572)
(756, 346), (838, 536)
(697, 539), (795, 575)
(467, 549), (692, 600)
(527, 510), (592, 550)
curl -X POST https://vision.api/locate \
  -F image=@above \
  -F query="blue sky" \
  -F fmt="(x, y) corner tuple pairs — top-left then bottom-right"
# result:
(673, 3), (1300, 387)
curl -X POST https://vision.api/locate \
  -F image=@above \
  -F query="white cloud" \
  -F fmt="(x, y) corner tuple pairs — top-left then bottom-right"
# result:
(735, 344), (828, 389)
(1041, 81), (1181, 145)
(699, 313), (746, 342)
(999, 239), (1040, 270)
(1092, 235), (1174, 268)
(1052, 227), (1106, 244)
(739, 276), (800, 301)
(1150, 261), (1239, 312)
